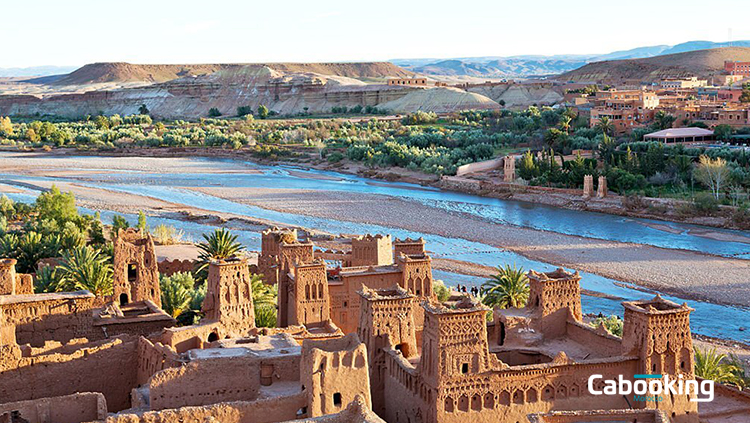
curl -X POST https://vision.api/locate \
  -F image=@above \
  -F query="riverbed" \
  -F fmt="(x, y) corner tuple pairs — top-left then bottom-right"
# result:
(0, 151), (748, 343)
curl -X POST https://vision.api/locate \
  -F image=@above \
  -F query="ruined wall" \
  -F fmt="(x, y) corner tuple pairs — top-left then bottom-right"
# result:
(148, 354), (261, 411)
(565, 321), (622, 358)
(160, 321), (223, 354)
(301, 334), (371, 418)
(0, 291), (97, 346)
(156, 259), (195, 277)
(0, 336), (139, 412)
(102, 392), (307, 423)
(277, 243), (315, 327)
(0, 392), (107, 423)
(113, 229), (161, 307)
(136, 336), (182, 385)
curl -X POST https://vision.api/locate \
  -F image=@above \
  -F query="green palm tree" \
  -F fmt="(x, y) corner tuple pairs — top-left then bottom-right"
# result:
(595, 116), (614, 136)
(480, 264), (529, 309)
(160, 276), (192, 318)
(195, 228), (245, 274)
(559, 115), (572, 134)
(58, 246), (113, 296)
(251, 274), (277, 307)
(34, 266), (62, 293)
(695, 348), (743, 384)
(255, 303), (277, 328)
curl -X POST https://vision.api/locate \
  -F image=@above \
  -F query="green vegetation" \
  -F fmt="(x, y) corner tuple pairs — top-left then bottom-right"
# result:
(695, 348), (749, 388)
(480, 264), (529, 309)
(433, 280), (450, 302)
(589, 314), (623, 337)
(195, 228), (245, 278)
(1, 105), (749, 216)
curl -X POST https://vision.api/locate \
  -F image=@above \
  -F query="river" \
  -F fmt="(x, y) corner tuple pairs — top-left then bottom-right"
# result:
(1, 155), (748, 343)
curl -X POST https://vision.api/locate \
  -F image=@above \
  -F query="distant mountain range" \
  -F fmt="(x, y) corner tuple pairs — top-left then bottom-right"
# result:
(391, 40), (750, 78)
(0, 66), (78, 78)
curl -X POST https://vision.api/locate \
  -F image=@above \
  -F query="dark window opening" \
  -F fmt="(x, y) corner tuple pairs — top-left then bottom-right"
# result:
(333, 393), (342, 407)
(461, 363), (469, 374)
(499, 322), (506, 346)
(119, 293), (129, 306)
(207, 332), (219, 343)
(127, 264), (137, 282)
(296, 407), (307, 418)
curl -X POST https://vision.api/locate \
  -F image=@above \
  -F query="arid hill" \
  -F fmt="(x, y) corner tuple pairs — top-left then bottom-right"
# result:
(558, 47), (750, 83)
(52, 62), (413, 86)
(52, 63), (232, 85)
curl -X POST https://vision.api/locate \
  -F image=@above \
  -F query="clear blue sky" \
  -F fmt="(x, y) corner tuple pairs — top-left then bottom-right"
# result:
(2, 0), (748, 67)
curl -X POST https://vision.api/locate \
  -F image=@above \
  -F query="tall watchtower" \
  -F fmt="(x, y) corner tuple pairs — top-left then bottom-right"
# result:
(258, 227), (298, 286)
(526, 268), (582, 338)
(621, 295), (698, 421)
(113, 228), (160, 307)
(393, 237), (425, 258)
(351, 234), (392, 267)
(201, 256), (255, 337)
(357, 285), (416, 415)
(419, 296), (492, 388)
(288, 260), (330, 327)
(276, 241), (314, 327)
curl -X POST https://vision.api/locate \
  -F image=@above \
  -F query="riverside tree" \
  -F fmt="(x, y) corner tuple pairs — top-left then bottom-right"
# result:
(694, 155), (731, 200)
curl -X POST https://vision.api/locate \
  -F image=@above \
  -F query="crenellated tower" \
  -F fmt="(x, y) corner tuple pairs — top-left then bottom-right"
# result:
(393, 237), (425, 258)
(419, 296), (493, 389)
(622, 295), (698, 422)
(201, 256), (255, 337)
(351, 234), (393, 267)
(357, 285), (416, 415)
(526, 268), (582, 338)
(288, 260), (330, 327)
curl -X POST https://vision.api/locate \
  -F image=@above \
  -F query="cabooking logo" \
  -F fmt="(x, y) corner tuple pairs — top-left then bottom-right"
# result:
(588, 374), (714, 403)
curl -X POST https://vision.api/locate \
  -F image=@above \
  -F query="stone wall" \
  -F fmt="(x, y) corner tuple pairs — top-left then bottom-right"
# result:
(148, 354), (261, 411)
(0, 291), (98, 346)
(101, 392), (307, 423)
(0, 336), (139, 412)
(136, 336), (182, 385)
(0, 392), (107, 423)
(157, 259), (195, 277)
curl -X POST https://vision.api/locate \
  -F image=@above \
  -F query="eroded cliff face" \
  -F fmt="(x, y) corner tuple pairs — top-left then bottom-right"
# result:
(0, 62), (505, 117)
(0, 65), (424, 118)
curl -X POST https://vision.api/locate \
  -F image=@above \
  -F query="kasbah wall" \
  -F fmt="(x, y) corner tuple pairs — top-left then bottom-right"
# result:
(1, 225), (749, 423)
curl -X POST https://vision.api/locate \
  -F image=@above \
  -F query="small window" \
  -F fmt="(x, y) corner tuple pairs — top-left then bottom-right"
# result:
(207, 332), (219, 343)
(333, 393), (342, 407)
(461, 363), (469, 374)
(127, 263), (137, 282)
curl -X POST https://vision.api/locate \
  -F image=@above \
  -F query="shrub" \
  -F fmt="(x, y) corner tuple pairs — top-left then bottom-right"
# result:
(693, 192), (719, 215)
(589, 315), (623, 337)
(152, 224), (184, 245)
(327, 152), (344, 163)
(433, 280), (450, 302)
(208, 108), (222, 118)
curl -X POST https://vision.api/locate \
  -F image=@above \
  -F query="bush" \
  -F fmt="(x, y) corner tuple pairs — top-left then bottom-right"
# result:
(693, 193), (719, 215)
(236, 106), (253, 117)
(433, 280), (450, 302)
(327, 152), (344, 163)
(153, 224), (184, 245)
(590, 315), (623, 337)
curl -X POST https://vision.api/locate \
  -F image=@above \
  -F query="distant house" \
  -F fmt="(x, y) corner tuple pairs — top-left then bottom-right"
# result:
(643, 127), (714, 144)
